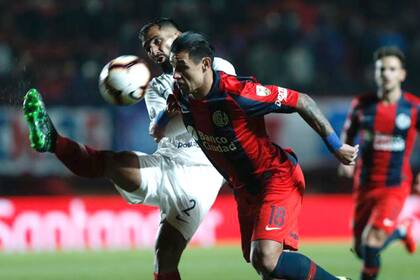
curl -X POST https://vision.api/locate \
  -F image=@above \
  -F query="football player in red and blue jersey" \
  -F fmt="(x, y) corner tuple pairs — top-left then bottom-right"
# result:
(339, 46), (420, 280)
(156, 31), (358, 280)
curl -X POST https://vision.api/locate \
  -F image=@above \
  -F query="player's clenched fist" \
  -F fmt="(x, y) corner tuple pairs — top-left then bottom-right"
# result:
(334, 144), (359, 165)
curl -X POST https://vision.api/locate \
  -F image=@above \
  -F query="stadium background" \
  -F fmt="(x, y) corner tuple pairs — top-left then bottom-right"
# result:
(1, 0), (420, 279)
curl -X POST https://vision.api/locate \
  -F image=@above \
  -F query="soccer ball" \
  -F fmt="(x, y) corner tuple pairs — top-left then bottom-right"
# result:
(98, 55), (151, 105)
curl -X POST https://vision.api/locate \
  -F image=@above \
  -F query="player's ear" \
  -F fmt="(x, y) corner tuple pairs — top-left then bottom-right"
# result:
(400, 68), (407, 82)
(202, 57), (212, 71)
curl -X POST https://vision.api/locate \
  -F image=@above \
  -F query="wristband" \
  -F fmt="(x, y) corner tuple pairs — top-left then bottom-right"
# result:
(155, 110), (171, 129)
(323, 132), (343, 152)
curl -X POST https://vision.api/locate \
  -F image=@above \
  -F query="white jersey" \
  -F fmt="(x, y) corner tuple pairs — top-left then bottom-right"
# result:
(144, 57), (236, 165)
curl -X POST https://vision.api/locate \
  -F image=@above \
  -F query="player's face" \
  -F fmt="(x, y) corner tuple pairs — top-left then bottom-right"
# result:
(170, 51), (207, 96)
(374, 56), (406, 92)
(142, 25), (180, 64)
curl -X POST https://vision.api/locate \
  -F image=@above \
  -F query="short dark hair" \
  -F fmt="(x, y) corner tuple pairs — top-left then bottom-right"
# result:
(170, 31), (215, 64)
(373, 46), (406, 68)
(138, 18), (180, 43)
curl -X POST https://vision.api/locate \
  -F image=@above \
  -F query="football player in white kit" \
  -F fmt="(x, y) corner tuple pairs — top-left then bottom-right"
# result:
(130, 18), (236, 279)
(23, 18), (235, 280)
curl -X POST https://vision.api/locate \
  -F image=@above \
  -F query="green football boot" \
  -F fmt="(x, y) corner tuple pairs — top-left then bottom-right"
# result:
(23, 88), (57, 152)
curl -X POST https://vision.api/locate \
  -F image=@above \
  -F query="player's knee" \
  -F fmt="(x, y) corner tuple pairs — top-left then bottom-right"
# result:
(105, 151), (141, 192)
(251, 248), (279, 276)
(364, 227), (387, 247)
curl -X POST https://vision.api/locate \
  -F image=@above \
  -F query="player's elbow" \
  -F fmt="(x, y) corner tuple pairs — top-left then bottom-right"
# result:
(296, 93), (313, 112)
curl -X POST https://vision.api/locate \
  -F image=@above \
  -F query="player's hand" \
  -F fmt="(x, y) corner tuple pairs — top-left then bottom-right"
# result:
(334, 144), (358, 165)
(413, 173), (420, 194)
(338, 163), (355, 178)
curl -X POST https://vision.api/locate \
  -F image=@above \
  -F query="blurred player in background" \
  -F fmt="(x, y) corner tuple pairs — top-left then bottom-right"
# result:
(158, 31), (358, 280)
(338, 46), (420, 280)
(23, 18), (235, 280)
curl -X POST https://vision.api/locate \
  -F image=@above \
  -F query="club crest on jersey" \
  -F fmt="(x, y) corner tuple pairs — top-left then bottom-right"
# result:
(396, 113), (411, 130)
(212, 110), (229, 127)
(256, 85), (272, 96)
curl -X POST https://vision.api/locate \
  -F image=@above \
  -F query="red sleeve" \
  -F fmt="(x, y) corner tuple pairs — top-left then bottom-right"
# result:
(242, 81), (299, 105)
(224, 78), (299, 116)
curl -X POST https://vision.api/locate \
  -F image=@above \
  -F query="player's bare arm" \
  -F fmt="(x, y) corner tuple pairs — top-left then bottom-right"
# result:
(296, 93), (358, 165)
(296, 93), (334, 136)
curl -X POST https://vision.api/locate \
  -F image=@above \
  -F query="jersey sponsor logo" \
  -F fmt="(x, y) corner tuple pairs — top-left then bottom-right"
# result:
(275, 87), (288, 107)
(176, 140), (199, 148)
(212, 110), (229, 127)
(186, 126), (238, 153)
(256, 85), (272, 96)
(373, 133), (405, 151)
(396, 113), (411, 130)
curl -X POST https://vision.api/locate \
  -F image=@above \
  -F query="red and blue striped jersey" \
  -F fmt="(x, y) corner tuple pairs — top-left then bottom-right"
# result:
(173, 71), (300, 193)
(342, 92), (420, 191)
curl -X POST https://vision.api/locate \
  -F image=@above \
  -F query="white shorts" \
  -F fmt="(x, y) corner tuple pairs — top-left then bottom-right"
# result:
(115, 152), (224, 240)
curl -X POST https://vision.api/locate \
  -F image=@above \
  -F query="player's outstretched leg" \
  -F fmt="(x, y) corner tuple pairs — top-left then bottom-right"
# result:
(23, 88), (107, 178)
(23, 88), (57, 152)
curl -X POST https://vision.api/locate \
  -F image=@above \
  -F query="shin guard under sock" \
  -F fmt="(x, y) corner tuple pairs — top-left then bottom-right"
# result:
(361, 246), (380, 280)
(270, 251), (339, 280)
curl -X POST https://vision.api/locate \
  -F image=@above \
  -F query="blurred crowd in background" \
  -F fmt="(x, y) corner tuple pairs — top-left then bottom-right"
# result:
(2, 0), (420, 105)
(1, 0), (419, 195)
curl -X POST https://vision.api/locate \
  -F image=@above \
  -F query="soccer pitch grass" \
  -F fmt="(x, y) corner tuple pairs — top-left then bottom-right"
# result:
(1, 242), (419, 279)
